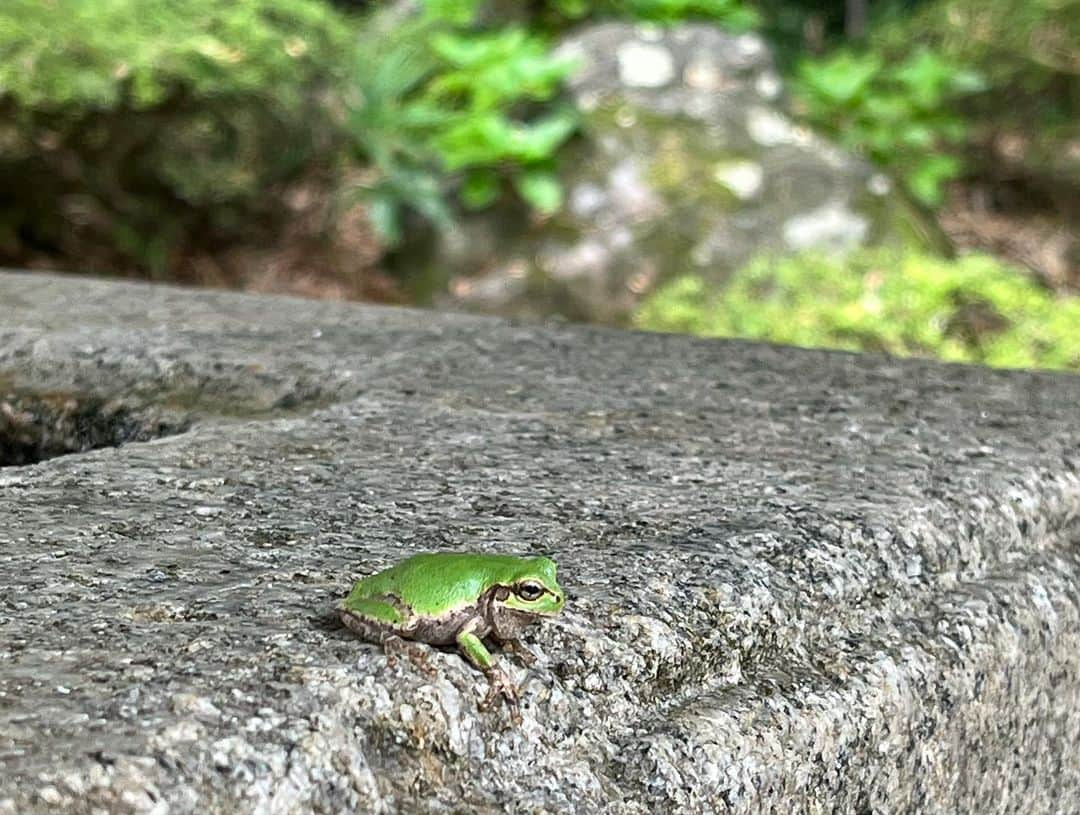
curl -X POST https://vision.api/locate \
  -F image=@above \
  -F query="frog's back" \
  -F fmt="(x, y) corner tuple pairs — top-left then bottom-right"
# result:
(354, 552), (534, 617)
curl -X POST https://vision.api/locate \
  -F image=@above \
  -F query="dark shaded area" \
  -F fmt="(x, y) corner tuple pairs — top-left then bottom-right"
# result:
(0, 388), (190, 467)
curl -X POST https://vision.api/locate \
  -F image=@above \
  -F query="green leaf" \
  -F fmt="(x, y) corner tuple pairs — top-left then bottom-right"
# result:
(514, 169), (563, 213)
(461, 168), (501, 209)
(420, 0), (481, 26)
(431, 29), (528, 69)
(551, 0), (590, 19)
(512, 109), (579, 160)
(627, 0), (760, 28)
(367, 195), (401, 245)
(435, 113), (515, 169)
(797, 52), (882, 106)
(908, 154), (962, 206)
(898, 123), (935, 149)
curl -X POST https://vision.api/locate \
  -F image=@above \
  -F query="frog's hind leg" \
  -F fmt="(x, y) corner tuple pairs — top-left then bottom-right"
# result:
(338, 596), (407, 640)
(339, 596), (437, 676)
(381, 633), (438, 677)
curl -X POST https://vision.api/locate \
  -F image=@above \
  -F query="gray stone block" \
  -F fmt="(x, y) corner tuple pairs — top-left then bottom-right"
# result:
(1, 271), (1078, 814)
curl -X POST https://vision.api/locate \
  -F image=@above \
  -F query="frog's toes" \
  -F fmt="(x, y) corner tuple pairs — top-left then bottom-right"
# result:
(479, 666), (521, 723)
(410, 648), (440, 678)
(504, 639), (538, 667)
(379, 634), (434, 675)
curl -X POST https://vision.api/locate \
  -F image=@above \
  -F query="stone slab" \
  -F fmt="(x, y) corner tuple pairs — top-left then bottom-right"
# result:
(1, 271), (1078, 814)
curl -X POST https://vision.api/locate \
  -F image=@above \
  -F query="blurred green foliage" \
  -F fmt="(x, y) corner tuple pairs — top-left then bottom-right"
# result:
(876, 0), (1079, 191)
(0, 0), (353, 273)
(546, 0), (758, 28)
(636, 250), (1080, 371)
(347, 0), (763, 243)
(0, 0), (351, 108)
(879, 0), (1077, 109)
(790, 0), (1079, 207)
(0, 0), (583, 261)
(0, 0), (1073, 356)
(346, 2), (579, 244)
(345, 0), (765, 243)
(792, 47), (984, 206)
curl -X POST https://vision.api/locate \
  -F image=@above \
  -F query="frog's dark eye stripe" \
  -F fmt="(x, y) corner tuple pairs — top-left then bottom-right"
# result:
(515, 581), (545, 601)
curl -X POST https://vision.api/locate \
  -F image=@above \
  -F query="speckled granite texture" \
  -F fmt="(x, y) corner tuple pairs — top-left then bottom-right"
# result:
(1, 271), (1078, 814)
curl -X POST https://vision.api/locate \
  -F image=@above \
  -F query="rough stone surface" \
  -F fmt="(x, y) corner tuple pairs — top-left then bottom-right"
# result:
(2, 270), (1079, 814)
(399, 23), (946, 323)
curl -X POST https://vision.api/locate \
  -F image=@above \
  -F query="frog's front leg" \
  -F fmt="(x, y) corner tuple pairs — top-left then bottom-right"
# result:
(456, 628), (521, 723)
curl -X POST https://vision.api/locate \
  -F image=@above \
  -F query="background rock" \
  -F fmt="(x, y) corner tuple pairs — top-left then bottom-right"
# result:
(1, 271), (1078, 814)
(398, 23), (947, 324)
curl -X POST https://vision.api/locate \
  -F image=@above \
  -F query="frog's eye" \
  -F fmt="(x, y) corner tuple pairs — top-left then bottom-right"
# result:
(515, 581), (545, 601)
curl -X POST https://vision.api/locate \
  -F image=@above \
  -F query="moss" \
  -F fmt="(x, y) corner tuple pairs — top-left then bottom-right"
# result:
(636, 248), (1080, 371)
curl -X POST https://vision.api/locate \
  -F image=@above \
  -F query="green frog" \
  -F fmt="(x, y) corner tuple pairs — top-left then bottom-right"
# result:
(338, 552), (565, 719)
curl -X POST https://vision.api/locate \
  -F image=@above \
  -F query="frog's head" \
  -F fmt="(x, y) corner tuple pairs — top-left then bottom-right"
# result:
(500, 556), (565, 616)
